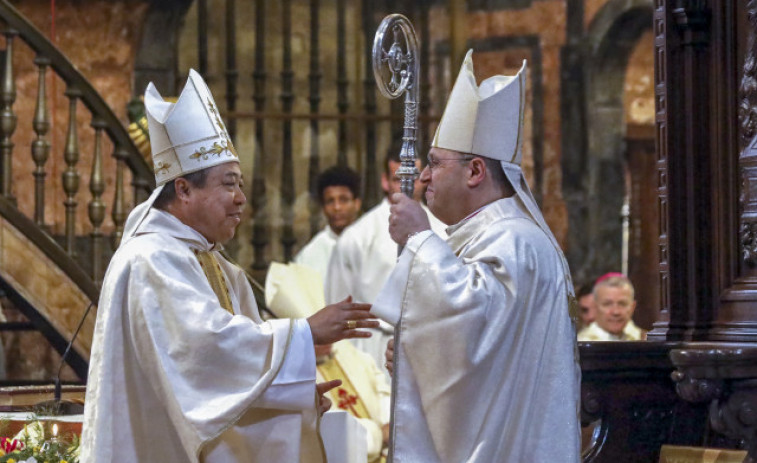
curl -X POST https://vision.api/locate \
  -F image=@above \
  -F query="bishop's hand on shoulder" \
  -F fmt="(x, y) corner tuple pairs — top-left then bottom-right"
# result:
(388, 193), (430, 246)
(307, 296), (378, 345)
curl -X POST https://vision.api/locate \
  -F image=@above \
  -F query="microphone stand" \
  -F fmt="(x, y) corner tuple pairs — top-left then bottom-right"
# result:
(37, 301), (95, 416)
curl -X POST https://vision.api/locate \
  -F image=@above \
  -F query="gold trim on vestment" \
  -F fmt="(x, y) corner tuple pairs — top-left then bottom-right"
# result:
(194, 250), (234, 315)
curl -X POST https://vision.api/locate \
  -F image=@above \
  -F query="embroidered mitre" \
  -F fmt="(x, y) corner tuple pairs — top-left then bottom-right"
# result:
(432, 49), (526, 165)
(144, 69), (238, 186)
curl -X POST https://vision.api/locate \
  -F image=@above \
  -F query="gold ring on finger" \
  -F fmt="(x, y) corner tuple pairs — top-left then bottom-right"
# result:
(346, 320), (357, 330)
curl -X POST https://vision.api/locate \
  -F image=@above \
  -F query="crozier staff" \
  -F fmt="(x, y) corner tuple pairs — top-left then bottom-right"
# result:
(81, 69), (378, 463)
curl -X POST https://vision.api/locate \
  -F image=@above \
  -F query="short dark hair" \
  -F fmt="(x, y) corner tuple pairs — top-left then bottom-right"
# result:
(476, 156), (511, 191)
(153, 168), (209, 210)
(384, 148), (428, 177)
(317, 165), (361, 203)
(576, 281), (594, 299)
(384, 149), (402, 176)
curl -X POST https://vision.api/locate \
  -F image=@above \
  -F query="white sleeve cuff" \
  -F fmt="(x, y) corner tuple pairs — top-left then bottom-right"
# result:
(254, 319), (316, 411)
(405, 229), (434, 253)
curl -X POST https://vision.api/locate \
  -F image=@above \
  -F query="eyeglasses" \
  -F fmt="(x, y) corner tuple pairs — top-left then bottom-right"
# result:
(426, 154), (475, 170)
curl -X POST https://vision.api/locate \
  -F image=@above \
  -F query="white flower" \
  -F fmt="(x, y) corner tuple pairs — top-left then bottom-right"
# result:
(20, 457), (38, 463)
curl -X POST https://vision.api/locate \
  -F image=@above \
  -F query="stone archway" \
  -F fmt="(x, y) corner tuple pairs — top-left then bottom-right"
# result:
(579, 0), (653, 280)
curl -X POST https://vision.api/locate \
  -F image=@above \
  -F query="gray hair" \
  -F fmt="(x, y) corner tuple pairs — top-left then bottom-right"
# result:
(593, 275), (635, 301)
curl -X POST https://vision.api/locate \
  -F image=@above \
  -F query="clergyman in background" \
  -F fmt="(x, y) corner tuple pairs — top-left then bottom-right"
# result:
(578, 273), (646, 341)
(294, 165), (362, 279)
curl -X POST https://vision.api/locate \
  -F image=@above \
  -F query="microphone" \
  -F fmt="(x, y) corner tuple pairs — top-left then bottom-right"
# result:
(37, 301), (95, 415)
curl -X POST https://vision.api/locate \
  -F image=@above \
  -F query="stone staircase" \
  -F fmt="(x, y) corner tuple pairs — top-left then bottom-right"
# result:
(0, 1), (153, 382)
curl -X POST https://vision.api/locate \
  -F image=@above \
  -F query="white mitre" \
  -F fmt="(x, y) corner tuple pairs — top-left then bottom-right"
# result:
(145, 68), (238, 186)
(432, 49), (525, 164)
(265, 262), (325, 319)
(434, 50), (574, 296)
(121, 69), (239, 241)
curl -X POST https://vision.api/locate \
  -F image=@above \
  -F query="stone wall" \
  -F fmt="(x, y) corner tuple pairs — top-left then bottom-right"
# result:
(174, 0), (655, 273)
(7, 0), (149, 236)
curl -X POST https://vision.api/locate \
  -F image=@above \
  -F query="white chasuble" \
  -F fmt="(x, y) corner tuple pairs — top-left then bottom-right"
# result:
(373, 197), (581, 463)
(81, 209), (324, 463)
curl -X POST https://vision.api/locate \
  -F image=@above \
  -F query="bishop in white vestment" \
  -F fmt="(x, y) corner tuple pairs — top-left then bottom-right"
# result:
(373, 51), (581, 462)
(81, 70), (376, 463)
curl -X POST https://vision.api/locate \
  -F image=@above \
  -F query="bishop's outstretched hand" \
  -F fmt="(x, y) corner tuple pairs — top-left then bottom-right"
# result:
(307, 296), (379, 345)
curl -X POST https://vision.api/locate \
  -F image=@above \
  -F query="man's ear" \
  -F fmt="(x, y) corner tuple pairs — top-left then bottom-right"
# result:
(380, 172), (389, 194)
(174, 177), (192, 201)
(467, 157), (487, 187)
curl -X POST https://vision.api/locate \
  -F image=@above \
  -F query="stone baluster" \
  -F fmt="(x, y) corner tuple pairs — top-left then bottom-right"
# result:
(0, 29), (17, 204)
(88, 121), (106, 285)
(361, 0), (378, 207)
(111, 146), (127, 250)
(280, 0), (296, 261)
(225, 0), (238, 142)
(197, 0), (208, 78)
(31, 56), (50, 226)
(336, 0), (348, 167)
(251, 0), (268, 272)
(418, 1), (431, 151)
(62, 88), (81, 256)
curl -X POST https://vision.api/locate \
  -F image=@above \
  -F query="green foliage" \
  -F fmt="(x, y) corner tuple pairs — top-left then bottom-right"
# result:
(0, 421), (79, 463)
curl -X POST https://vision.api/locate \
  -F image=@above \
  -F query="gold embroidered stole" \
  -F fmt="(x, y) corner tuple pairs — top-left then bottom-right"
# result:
(317, 356), (371, 419)
(193, 250), (234, 315)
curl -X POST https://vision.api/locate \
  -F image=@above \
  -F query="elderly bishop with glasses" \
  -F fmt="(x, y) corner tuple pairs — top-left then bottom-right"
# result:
(374, 50), (581, 462)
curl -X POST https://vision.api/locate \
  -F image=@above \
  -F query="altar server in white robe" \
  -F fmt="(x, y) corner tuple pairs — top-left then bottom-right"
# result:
(373, 50), (581, 462)
(81, 69), (378, 463)
(325, 151), (447, 376)
(294, 165), (362, 279)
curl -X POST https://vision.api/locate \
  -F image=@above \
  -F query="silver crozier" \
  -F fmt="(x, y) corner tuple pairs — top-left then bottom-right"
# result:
(372, 13), (420, 462)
